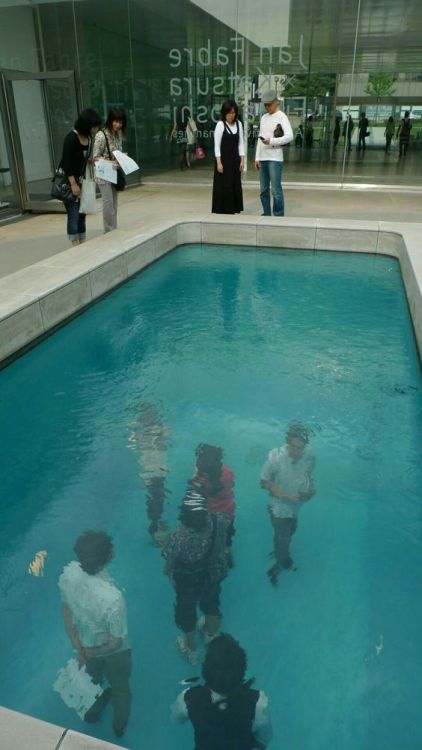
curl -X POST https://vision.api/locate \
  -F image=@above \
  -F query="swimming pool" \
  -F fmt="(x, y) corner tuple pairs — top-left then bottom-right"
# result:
(0, 243), (421, 749)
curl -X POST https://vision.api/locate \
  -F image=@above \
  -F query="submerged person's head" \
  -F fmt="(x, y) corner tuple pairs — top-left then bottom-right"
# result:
(74, 530), (113, 574)
(195, 443), (224, 494)
(179, 485), (208, 531)
(195, 443), (223, 474)
(202, 634), (247, 694)
(286, 424), (310, 461)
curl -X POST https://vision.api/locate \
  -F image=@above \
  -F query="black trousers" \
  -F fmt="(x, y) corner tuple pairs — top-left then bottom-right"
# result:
(269, 511), (297, 565)
(174, 571), (221, 633)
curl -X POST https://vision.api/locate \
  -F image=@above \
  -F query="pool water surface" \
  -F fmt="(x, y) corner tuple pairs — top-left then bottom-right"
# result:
(0, 244), (421, 750)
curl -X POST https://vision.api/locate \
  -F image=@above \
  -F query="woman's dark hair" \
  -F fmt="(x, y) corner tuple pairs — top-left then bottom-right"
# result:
(74, 530), (113, 574)
(220, 100), (238, 121)
(176, 107), (190, 131)
(202, 634), (248, 694)
(74, 108), (102, 136)
(388, 116), (394, 123)
(105, 107), (127, 133)
(195, 444), (224, 495)
(179, 484), (208, 531)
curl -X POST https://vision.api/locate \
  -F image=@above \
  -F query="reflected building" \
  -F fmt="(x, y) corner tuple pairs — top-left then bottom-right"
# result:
(0, 0), (421, 215)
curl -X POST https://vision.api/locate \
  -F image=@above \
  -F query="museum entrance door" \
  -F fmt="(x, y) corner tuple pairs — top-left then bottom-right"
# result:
(0, 69), (79, 214)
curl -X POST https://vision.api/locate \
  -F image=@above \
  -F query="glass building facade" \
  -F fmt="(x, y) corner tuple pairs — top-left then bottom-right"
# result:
(0, 0), (421, 213)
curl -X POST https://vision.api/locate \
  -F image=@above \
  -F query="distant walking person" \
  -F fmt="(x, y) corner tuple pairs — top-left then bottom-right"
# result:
(172, 633), (273, 750)
(185, 111), (198, 169)
(384, 116), (395, 153)
(260, 424), (315, 585)
(333, 115), (341, 148)
(93, 107), (127, 233)
(212, 100), (244, 214)
(59, 531), (132, 738)
(397, 111), (412, 157)
(343, 115), (354, 151)
(305, 115), (314, 148)
(162, 487), (228, 665)
(255, 90), (293, 217)
(357, 112), (369, 152)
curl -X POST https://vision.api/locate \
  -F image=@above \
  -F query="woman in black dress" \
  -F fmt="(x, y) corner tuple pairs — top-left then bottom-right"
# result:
(212, 100), (244, 214)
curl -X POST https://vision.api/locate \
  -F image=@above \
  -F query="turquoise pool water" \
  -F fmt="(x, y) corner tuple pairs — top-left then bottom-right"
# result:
(0, 244), (421, 750)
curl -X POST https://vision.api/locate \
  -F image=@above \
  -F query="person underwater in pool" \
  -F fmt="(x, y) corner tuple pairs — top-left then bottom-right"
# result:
(171, 633), (273, 749)
(128, 404), (171, 546)
(260, 424), (315, 585)
(59, 531), (132, 738)
(191, 443), (236, 567)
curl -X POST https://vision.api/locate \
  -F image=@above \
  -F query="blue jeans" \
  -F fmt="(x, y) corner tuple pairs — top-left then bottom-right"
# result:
(64, 199), (86, 241)
(259, 160), (284, 216)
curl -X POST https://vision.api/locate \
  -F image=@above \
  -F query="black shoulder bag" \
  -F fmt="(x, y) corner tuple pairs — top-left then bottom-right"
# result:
(51, 134), (92, 202)
(102, 129), (126, 191)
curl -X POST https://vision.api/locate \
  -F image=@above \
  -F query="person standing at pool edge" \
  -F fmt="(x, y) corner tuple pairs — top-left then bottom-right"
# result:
(260, 425), (315, 585)
(255, 90), (293, 217)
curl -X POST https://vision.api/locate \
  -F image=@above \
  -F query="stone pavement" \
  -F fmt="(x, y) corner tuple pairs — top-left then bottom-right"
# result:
(1, 181), (421, 279)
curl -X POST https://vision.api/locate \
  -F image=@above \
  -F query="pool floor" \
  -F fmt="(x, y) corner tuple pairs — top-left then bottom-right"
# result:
(0, 244), (421, 750)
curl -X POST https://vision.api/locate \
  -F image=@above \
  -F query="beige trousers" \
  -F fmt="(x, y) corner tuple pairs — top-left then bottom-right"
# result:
(99, 181), (118, 233)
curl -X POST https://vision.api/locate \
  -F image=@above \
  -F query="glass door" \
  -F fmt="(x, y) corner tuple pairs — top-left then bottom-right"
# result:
(0, 70), (79, 213)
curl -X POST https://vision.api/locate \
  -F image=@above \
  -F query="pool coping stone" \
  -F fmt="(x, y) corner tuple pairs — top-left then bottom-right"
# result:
(0, 707), (127, 750)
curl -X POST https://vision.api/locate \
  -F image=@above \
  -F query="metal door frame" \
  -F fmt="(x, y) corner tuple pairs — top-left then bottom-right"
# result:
(0, 69), (80, 213)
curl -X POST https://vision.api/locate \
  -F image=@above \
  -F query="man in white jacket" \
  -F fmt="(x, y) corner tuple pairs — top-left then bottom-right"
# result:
(255, 90), (293, 217)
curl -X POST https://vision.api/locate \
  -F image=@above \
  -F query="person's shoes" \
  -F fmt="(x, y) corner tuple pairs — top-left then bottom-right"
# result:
(197, 617), (220, 645)
(113, 723), (127, 738)
(267, 563), (282, 585)
(176, 635), (200, 665)
(84, 687), (112, 723)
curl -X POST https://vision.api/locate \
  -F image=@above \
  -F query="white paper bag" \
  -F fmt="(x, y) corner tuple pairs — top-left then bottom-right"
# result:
(79, 178), (97, 214)
(53, 658), (104, 719)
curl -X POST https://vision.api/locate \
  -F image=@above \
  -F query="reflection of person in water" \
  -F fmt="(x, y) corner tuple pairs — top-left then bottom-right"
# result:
(172, 633), (273, 749)
(162, 487), (228, 665)
(260, 425), (315, 585)
(59, 531), (132, 738)
(191, 443), (236, 567)
(130, 405), (170, 546)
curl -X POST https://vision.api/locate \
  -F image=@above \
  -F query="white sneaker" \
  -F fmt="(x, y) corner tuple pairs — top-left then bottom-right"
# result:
(175, 636), (200, 666)
(197, 617), (219, 645)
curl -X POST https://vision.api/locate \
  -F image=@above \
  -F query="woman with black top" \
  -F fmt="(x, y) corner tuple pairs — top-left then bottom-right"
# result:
(212, 100), (244, 214)
(59, 108), (101, 245)
(162, 486), (228, 666)
(172, 634), (272, 750)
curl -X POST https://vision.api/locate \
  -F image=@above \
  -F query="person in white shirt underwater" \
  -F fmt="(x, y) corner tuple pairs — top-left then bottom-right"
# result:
(260, 424), (316, 585)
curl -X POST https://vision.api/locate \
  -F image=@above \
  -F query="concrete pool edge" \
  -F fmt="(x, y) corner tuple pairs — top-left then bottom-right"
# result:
(0, 216), (421, 366)
(0, 706), (127, 750)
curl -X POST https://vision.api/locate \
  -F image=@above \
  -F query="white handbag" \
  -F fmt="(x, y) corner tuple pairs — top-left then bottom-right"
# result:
(79, 164), (97, 214)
